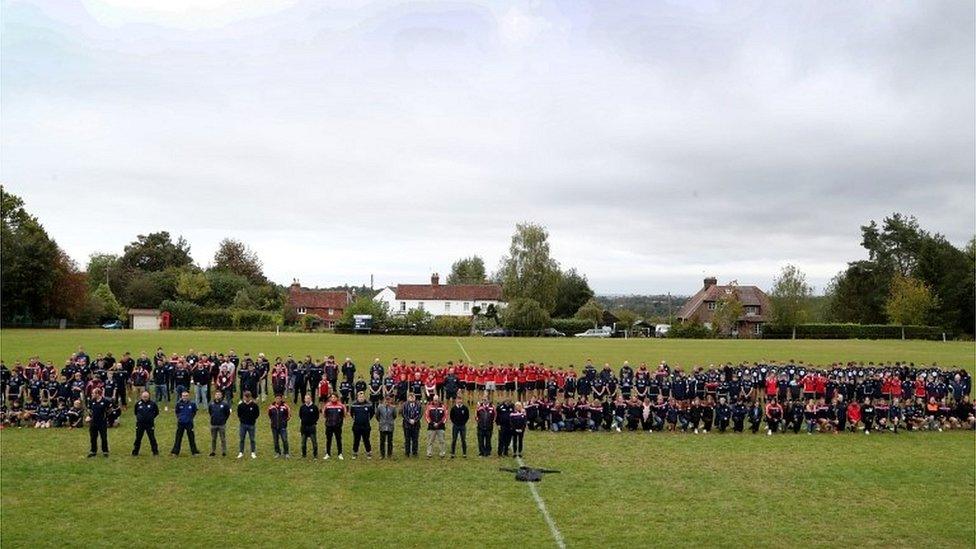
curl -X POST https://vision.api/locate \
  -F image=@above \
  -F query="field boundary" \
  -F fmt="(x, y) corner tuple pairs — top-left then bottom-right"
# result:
(455, 337), (473, 362)
(516, 456), (566, 549)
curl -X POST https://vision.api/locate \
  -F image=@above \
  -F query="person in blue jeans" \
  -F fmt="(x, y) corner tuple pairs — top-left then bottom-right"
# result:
(236, 391), (259, 459)
(170, 391), (200, 456)
(267, 394), (291, 458)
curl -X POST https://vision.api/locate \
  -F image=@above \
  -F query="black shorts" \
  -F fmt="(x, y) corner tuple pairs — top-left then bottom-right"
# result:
(466, 382), (476, 391)
(476, 383), (485, 391)
(506, 381), (516, 391)
(535, 380), (545, 390)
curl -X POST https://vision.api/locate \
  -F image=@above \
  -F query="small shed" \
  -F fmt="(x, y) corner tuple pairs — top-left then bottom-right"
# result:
(129, 309), (161, 330)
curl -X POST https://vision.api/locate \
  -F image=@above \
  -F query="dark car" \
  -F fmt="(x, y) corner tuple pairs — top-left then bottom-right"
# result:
(542, 328), (566, 337)
(482, 328), (512, 337)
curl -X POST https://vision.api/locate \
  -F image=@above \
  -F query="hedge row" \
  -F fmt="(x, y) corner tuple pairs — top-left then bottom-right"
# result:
(160, 300), (281, 331)
(550, 318), (594, 335)
(762, 323), (950, 340)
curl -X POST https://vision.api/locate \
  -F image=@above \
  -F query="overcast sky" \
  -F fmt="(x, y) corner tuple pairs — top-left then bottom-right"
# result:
(3, 1), (974, 296)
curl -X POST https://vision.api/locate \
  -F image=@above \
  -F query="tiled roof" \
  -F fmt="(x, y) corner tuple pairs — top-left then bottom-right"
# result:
(394, 283), (503, 301)
(676, 283), (771, 322)
(288, 287), (350, 309)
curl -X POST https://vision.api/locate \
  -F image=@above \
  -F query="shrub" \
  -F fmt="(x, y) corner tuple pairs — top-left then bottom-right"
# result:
(432, 315), (472, 336)
(232, 310), (277, 331)
(762, 323), (948, 340)
(500, 298), (550, 332)
(667, 320), (713, 339)
(300, 314), (323, 331)
(160, 299), (200, 328)
(195, 309), (234, 330)
(550, 318), (592, 335)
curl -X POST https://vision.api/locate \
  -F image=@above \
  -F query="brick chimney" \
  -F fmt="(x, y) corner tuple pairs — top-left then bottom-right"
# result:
(431, 272), (440, 286)
(703, 277), (717, 289)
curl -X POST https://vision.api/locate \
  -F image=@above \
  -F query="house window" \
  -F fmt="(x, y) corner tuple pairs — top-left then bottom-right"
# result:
(753, 323), (762, 335)
(418, 302), (424, 311)
(745, 306), (759, 316)
(707, 301), (716, 311)
(297, 307), (307, 315)
(445, 302), (451, 312)
(463, 302), (470, 312)
(400, 301), (406, 312)
(328, 308), (334, 316)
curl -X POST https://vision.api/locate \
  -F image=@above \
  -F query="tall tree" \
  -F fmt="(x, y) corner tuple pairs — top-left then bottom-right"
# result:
(825, 261), (889, 324)
(885, 275), (937, 326)
(769, 264), (813, 336)
(712, 287), (744, 337)
(119, 232), (193, 272)
(574, 298), (604, 328)
(553, 268), (594, 318)
(212, 238), (265, 284)
(500, 298), (551, 332)
(447, 256), (487, 284)
(85, 253), (120, 291)
(176, 270), (212, 303)
(497, 222), (561, 312)
(91, 283), (122, 321)
(1, 187), (67, 322)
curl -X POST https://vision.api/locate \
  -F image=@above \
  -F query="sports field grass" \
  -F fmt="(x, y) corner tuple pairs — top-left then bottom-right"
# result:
(1, 330), (974, 548)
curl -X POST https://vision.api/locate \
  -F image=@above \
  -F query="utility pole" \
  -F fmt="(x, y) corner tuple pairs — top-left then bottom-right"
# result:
(667, 292), (673, 324)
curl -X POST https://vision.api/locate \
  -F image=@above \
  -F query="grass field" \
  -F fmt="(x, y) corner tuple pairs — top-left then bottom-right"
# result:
(1, 330), (974, 548)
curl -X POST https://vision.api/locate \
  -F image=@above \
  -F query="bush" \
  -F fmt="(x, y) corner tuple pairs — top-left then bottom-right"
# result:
(300, 314), (324, 331)
(233, 310), (278, 331)
(667, 320), (713, 339)
(762, 323), (949, 340)
(196, 309), (234, 330)
(431, 315), (472, 336)
(550, 318), (592, 335)
(500, 298), (550, 332)
(160, 299), (200, 328)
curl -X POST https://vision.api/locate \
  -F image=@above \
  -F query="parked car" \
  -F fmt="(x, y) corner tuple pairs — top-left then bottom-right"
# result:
(102, 320), (123, 330)
(575, 327), (612, 338)
(542, 327), (566, 337)
(482, 327), (512, 337)
(655, 324), (671, 338)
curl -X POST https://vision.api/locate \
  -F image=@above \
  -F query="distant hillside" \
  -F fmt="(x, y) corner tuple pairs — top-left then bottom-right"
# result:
(596, 294), (689, 321)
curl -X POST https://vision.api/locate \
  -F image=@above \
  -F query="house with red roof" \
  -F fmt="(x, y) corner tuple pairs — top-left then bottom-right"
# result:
(676, 277), (771, 338)
(373, 273), (504, 316)
(287, 280), (351, 328)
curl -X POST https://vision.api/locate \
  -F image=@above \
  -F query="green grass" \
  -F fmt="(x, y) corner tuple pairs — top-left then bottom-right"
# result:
(1, 330), (974, 548)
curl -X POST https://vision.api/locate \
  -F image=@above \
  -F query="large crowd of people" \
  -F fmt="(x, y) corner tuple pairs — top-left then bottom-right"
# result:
(1, 347), (973, 460)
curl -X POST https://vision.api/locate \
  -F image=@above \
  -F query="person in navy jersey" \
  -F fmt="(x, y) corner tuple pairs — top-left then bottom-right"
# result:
(299, 394), (320, 458)
(401, 393), (422, 457)
(86, 387), (112, 457)
(171, 391), (200, 456)
(349, 391), (374, 460)
(132, 391), (159, 456)
(475, 397), (495, 457)
(509, 402), (527, 458)
(449, 396), (469, 458)
(208, 390), (231, 457)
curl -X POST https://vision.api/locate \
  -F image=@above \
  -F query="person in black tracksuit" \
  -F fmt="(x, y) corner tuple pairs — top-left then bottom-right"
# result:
(87, 388), (112, 457)
(509, 403), (527, 458)
(401, 394), (422, 457)
(350, 392), (374, 459)
(132, 391), (159, 456)
(449, 397), (469, 458)
(476, 399), (495, 457)
(299, 394), (319, 458)
(496, 400), (513, 457)
(715, 398), (732, 433)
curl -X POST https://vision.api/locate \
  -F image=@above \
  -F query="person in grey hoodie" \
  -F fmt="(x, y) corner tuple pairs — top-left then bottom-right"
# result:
(376, 395), (398, 459)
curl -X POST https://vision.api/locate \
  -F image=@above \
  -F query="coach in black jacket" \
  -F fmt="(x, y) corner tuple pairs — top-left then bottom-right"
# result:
(132, 391), (160, 456)
(449, 397), (469, 458)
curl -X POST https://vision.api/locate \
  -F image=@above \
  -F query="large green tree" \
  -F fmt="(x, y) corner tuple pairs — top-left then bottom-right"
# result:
(447, 256), (487, 284)
(212, 238), (265, 284)
(885, 275), (937, 325)
(553, 268), (594, 318)
(574, 298), (603, 327)
(769, 264), (813, 335)
(1, 187), (75, 323)
(497, 222), (561, 313)
(712, 288), (744, 337)
(500, 297), (551, 332)
(119, 231), (193, 272)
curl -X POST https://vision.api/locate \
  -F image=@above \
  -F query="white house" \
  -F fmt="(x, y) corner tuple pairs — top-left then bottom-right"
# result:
(374, 273), (504, 317)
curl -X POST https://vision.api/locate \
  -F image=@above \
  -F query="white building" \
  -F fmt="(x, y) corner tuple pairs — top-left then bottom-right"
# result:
(128, 309), (161, 330)
(374, 273), (504, 316)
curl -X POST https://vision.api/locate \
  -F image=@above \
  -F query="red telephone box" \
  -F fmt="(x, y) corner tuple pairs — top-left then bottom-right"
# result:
(160, 311), (171, 330)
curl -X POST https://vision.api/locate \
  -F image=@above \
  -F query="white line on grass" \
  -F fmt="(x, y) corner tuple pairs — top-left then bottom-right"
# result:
(516, 456), (566, 549)
(455, 338), (472, 362)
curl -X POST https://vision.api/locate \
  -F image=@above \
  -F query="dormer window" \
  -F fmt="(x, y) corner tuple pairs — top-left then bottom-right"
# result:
(707, 301), (716, 310)
(297, 307), (307, 315)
